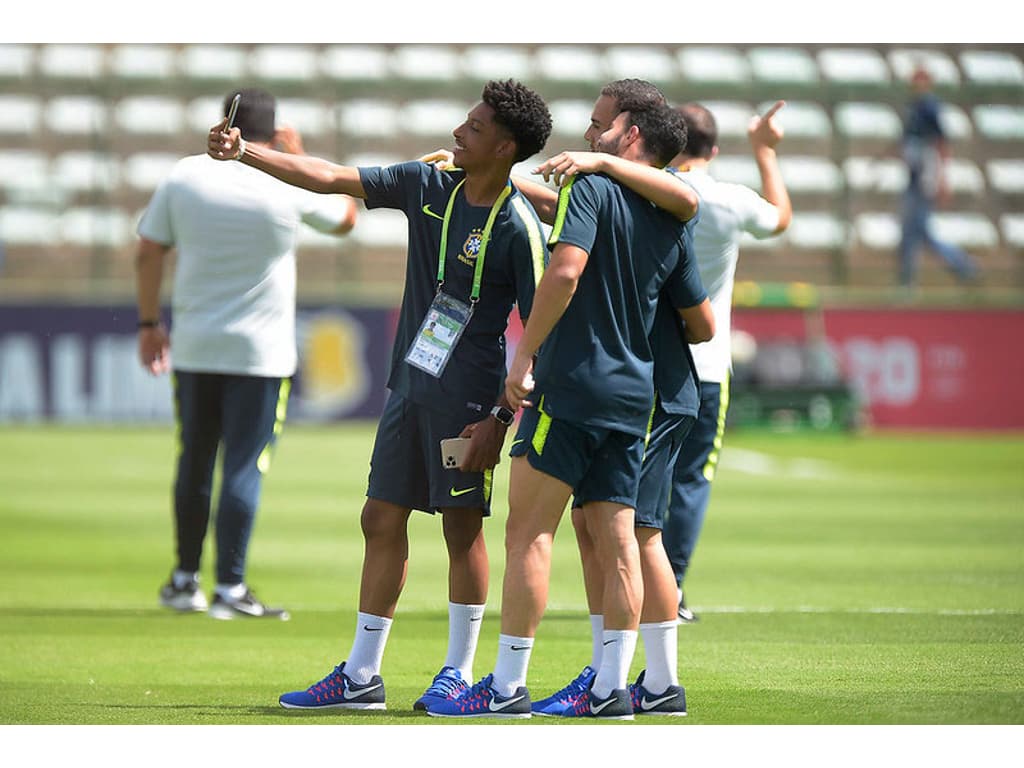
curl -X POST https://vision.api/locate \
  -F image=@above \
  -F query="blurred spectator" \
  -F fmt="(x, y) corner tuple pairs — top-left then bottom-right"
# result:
(136, 87), (357, 621)
(662, 101), (792, 622)
(898, 65), (979, 289)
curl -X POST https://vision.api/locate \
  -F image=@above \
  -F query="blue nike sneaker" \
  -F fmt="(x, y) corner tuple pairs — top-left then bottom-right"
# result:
(531, 665), (596, 716)
(566, 685), (634, 720)
(426, 673), (531, 719)
(629, 670), (687, 716)
(278, 662), (386, 710)
(413, 666), (468, 711)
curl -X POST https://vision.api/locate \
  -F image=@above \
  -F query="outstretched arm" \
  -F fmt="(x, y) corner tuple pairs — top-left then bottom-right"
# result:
(534, 151), (699, 222)
(208, 118), (367, 198)
(749, 100), (792, 234)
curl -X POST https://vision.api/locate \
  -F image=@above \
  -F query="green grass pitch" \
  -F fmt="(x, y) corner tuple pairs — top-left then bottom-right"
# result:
(1, 423), (1021, 759)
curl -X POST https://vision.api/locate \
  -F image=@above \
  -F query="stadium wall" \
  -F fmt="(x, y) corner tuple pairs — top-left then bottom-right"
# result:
(0, 303), (1022, 429)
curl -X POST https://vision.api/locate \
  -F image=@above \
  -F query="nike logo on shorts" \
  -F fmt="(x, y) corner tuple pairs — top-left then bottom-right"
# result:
(449, 486), (478, 497)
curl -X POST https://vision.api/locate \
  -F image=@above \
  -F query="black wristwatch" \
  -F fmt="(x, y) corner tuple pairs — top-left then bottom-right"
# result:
(490, 405), (515, 426)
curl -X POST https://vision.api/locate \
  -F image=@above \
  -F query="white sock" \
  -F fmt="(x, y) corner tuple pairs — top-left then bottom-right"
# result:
(589, 614), (604, 669)
(345, 612), (393, 684)
(492, 634), (533, 696)
(591, 629), (637, 699)
(173, 569), (198, 589)
(639, 620), (679, 693)
(444, 602), (485, 680)
(215, 582), (247, 600)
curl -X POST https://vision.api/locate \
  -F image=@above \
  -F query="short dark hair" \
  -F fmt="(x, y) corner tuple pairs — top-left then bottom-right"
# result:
(675, 103), (717, 160)
(224, 87), (276, 143)
(631, 104), (688, 167)
(482, 79), (552, 162)
(600, 78), (666, 114)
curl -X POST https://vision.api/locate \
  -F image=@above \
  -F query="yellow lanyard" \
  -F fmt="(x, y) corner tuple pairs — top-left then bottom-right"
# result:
(435, 179), (512, 305)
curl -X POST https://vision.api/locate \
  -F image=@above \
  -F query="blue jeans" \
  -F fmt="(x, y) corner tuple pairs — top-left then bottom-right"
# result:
(172, 371), (289, 585)
(662, 381), (727, 588)
(899, 186), (977, 287)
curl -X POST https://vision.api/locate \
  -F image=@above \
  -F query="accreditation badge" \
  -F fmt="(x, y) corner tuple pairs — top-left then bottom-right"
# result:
(404, 291), (473, 378)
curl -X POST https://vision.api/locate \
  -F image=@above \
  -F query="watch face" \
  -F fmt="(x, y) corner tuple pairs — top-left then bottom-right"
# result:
(493, 406), (514, 425)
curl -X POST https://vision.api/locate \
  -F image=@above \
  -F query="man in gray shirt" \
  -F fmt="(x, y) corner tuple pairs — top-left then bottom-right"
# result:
(136, 87), (357, 620)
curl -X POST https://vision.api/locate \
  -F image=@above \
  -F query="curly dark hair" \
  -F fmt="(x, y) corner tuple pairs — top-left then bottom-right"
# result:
(482, 79), (552, 163)
(631, 103), (688, 167)
(600, 78), (666, 114)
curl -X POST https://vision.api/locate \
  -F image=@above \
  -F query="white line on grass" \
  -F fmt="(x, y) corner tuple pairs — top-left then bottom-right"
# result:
(720, 447), (842, 479)
(687, 605), (1022, 616)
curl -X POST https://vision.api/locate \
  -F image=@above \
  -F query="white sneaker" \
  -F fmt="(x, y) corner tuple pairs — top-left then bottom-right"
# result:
(208, 588), (289, 620)
(158, 575), (208, 612)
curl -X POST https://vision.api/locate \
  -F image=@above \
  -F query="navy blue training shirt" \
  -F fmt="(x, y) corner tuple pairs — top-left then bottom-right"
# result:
(533, 171), (704, 436)
(359, 162), (546, 416)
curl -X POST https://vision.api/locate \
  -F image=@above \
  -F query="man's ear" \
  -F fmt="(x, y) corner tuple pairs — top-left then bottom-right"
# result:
(495, 137), (516, 161)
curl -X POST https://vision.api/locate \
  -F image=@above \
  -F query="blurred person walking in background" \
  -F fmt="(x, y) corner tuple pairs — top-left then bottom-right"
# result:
(898, 65), (979, 290)
(136, 87), (357, 620)
(662, 100), (792, 622)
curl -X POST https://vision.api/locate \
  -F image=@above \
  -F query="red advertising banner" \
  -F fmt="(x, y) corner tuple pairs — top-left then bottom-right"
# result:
(733, 308), (1024, 430)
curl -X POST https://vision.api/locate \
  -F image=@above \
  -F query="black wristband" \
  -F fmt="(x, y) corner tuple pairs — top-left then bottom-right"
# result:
(137, 320), (160, 329)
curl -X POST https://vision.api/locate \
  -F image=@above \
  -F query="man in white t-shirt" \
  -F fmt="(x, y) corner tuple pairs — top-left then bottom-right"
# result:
(136, 88), (358, 620)
(662, 101), (792, 622)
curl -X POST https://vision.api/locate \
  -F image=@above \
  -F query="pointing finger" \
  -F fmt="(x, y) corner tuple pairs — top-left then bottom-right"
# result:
(763, 100), (785, 119)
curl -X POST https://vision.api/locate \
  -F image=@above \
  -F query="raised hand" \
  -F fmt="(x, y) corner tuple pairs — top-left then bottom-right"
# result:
(748, 100), (785, 150)
(208, 117), (242, 161)
(532, 151), (608, 186)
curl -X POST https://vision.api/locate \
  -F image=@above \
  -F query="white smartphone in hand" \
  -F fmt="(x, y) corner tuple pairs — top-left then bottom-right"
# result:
(440, 437), (471, 470)
(226, 93), (241, 129)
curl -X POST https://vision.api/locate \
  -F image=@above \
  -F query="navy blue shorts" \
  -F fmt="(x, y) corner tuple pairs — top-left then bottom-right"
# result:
(510, 397), (645, 508)
(634, 405), (695, 529)
(367, 391), (492, 516)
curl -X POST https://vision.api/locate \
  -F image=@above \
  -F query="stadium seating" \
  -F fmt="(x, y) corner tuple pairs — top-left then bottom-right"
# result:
(887, 48), (961, 86)
(0, 95), (41, 136)
(747, 46), (820, 86)
(986, 158), (1024, 194)
(604, 46), (677, 82)
(320, 45), (390, 82)
(462, 46), (536, 81)
(1, 43), (1021, 301)
(678, 46), (750, 84)
(44, 96), (109, 136)
(816, 47), (891, 86)
(547, 99), (595, 138)
(533, 45), (606, 84)
(390, 45), (461, 82)
(959, 50), (1024, 87)
(52, 151), (122, 195)
(110, 45), (177, 80)
(0, 45), (35, 79)
(179, 44), (248, 82)
(249, 45), (319, 84)
(37, 44), (105, 80)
